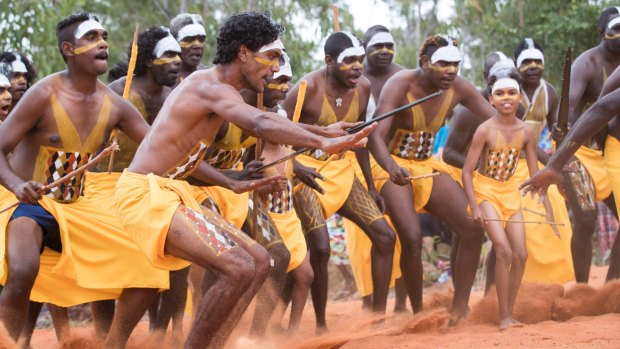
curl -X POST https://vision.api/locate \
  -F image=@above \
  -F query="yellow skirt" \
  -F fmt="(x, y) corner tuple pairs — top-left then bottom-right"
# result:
(295, 154), (356, 218)
(512, 159), (574, 284)
(269, 208), (307, 272)
(194, 186), (249, 229)
(443, 162), (463, 187)
(371, 155), (448, 213)
(472, 173), (521, 223)
(0, 173), (169, 306)
(115, 170), (201, 271)
(574, 146), (612, 201)
(605, 135), (620, 218)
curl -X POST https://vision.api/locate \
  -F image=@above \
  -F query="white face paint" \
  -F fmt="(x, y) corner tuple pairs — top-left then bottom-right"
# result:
(73, 19), (105, 39)
(430, 36), (461, 64)
(154, 35), (182, 58)
(366, 32), (395, 48)
(11, 58), (27, 73)
(259, 38), (284, 53)
(492, 78), (520, 94)
(489, 52), (516, 77)
(177, 24), (206, 42)
(0, 74), (9, 88)
(516, 48), (544, 68)
(336, 32), (365, 63)
(608, 16), (620, 30)
(273, 51), (292, 79)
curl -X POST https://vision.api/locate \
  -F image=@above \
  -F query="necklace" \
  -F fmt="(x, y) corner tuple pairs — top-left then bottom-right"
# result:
(324, 70), (343, 107)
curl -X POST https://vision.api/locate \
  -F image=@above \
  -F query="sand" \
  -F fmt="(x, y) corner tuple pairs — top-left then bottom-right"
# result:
(23, 265), (620, 349)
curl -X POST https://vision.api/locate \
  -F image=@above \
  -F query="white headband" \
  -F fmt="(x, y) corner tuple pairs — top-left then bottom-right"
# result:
(11, 57), (27, 73)
(337, 32), (365, 63)
(0, 74), (9, 88)
(366, 32), (395, 48)
(154, 34), (181, 58)
(259, 38), (284, 53)
(430, 36), (461, 64)
(492, 78), (520, 93)
(516, 38), (544, 67)
(177, 23), (206, 42)
(74, 19), (105, 39)
(489, 52), (516, 77)
(273, 51), (292, 79)
(608, 16), (620, 29)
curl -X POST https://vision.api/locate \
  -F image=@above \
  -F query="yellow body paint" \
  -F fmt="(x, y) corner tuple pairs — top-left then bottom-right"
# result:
(179, 39), (204, 48)
(369, 48), (395, 56)
(74, 39), (105, 55)
(153, 56), (181, 65)
(519, 62), (544, 72)
(266, 82), (288, 91)
(255, 56), (279, 67)
(429, 63), (458, 74)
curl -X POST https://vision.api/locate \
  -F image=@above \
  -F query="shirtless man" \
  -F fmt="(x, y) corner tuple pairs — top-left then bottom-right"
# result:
(0, 52), (35, 112)
(170, 13), (209, 85)
(0, 13), (171, 346)
(94, 25), (185, 341)
(365, 35), (494, 323)
(522, 55), (620, 283)
(554, 7), (620, 283)
(281, 31), (396, 333)
(114, 13), (374, 348)
(347, 25), (406, 312)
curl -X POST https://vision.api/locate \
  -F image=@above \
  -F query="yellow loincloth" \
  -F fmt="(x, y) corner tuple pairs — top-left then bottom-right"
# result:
(341, 152), (402, 297)
(512, 159), (574, 284)
(605, 135), (620, 218)
(472, 173), (521, 224)
(443, 162), (463, 187)
(0, 176), (169, 306)
(269, 208), (307, 272)
(194, 186), (249, 229)
(295, 154), (356, 218)
(574, 146), (612, 201)
(372, 155), (448, 213)
(115, 169), (201, 271)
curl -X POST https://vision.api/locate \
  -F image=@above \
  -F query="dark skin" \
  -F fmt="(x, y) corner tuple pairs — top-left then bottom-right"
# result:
(522, 81), (620, 283)
(128, 42), (375, 348)
(107, 50), (186, 344)
(362, 30), (407, 311)
(0, 27), (159, 346)
(282, 53), (396, 332)
(547, 19), (620, 283)
(0, 84), (11, 120)
(8, 71), (27, 110)
(365, 51), (494, 324)
(175, 34), (209, 85)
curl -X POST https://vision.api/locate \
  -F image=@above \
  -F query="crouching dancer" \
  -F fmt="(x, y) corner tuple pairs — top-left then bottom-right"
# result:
(114, 12), (375, 349)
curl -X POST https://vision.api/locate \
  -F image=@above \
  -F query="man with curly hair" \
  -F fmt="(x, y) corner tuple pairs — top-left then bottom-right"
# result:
(0, 52), (36, 112)
(364, 34), (494, 325)
(114, 12), (374, 348)
(170, 13), (209, 84)
(0, 12), (171, 346)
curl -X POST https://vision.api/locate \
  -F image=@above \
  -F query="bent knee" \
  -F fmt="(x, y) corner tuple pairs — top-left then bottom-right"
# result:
(269, 244), (291, 270)
(6, 261), (40, 289)
(221, 249), (257, 287)
(513, 250), (528, 265)
(400, 235), (423, 256)
(494, 245), (513, 264)
(310, 243), (331, 261)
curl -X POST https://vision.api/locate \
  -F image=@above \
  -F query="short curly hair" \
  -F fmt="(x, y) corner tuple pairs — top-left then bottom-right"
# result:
(598, 7), (620, 36)
(0, 51), (37, 87)
(418, 34), (458, 67)
(213, 12), (284, 65)
(131, 26), (171, 76)
(107, 62), (128, 83)
(56, 12), (99, 62)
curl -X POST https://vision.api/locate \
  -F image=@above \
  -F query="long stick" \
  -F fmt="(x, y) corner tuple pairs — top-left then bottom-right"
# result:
(332, 5), (340, 32)
(373, 172), (441, 181)
(484, 218), (565, 226)
(556, 47), (572, 145)
(252, 90), (444, 173)
(523, 207), (546, 217)
(0, 141), (119, 214)
(252, 93), (264, 235)
(108, 24), (139, 173)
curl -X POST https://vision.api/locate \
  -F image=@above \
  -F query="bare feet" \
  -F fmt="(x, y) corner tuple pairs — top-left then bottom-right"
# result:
(316, 325), (329, 336)
(447, 306), (470, 327)
(499, 317), (525, 331)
